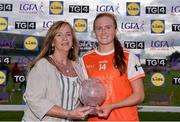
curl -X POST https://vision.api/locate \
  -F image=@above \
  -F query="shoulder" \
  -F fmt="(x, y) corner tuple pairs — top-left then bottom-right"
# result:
(28, 58), (53, 78)
(31, 58), (51, 71)
(123, 49), (138, 60)
(36, 58), (49, 65)
(35, 58), (53, 68)
(81, 50), (96, 59)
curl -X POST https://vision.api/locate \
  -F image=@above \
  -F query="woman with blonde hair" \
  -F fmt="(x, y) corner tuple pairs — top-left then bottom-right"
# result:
(23, 21), (91, 121)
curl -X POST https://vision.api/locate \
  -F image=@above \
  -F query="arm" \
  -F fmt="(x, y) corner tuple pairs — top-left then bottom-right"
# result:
(25, 59), (55, 120)
(112, 78), (144, 108)
(97, 78), (144, 118)
(46, 105), (91, 120)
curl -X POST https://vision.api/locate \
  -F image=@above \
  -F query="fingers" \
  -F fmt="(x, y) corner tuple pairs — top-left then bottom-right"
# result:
(97, 110), (105, 117)
(95, 106), (108, 118)
(69, 110), (86, 120)
(96, 106), (101, 110)
(80, 106), (91, 112)
(78, 106), (92, 117)
(84, 108), (94, 116)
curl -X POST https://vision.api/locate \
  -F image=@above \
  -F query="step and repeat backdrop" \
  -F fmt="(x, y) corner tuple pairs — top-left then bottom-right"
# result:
(0, 0), (180, 106)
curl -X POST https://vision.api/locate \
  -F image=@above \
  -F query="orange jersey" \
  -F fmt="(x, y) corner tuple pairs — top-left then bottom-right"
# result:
(81, 49), (145, 121)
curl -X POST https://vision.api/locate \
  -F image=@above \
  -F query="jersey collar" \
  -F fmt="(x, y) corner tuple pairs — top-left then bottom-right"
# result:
(95, 48), (114, 56)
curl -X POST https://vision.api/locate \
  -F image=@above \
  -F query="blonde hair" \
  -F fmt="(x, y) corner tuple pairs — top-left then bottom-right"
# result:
(30, 21), (79, 68)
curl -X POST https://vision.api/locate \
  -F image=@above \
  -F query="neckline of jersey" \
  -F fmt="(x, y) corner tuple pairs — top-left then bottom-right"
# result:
(95, 48), (114, 56)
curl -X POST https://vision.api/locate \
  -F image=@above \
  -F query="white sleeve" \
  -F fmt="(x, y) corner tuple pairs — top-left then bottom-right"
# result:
(128, 52), (145, 81)
(26, 59), (54, 120)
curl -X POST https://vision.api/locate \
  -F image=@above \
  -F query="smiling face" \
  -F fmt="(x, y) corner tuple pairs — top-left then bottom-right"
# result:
(94, 16), (117, 47)
(52, 24), (73, 53)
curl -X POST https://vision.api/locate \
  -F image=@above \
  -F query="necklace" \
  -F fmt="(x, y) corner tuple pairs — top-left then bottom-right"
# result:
(66, 68), (69, 73)
(50, 56), (73, 76)
(56, 61), (71, 74)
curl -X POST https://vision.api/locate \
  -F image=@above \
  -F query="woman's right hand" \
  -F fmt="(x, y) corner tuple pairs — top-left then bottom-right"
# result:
(67, 106), (92, 120)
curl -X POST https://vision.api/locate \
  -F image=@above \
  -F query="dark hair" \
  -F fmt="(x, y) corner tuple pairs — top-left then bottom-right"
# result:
(93, 13), (127, 75)
(30, 21), (79, 68)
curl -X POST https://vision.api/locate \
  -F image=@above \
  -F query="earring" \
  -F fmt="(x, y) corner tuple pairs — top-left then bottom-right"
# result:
(52, 46), (55, 51)
(71, 46), (74, 49)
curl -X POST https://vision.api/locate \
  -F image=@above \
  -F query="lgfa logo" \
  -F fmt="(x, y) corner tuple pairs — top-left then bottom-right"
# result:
(49, 1), (63, 15)
(0, 70), (6, 85)
(24, 36), (38, 50)
(74, 19), (87, 32)
(151, 72), (165, 87)
(151, 20), (165, 34)
(0, 17), (8, 31)
(126, 2), (140, 16)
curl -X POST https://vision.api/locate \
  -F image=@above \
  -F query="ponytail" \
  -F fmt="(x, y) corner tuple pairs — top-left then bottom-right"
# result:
(114, 37), (127, 75)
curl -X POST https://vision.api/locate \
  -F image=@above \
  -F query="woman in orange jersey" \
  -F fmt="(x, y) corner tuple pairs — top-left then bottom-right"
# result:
(81, 13), (145, 121)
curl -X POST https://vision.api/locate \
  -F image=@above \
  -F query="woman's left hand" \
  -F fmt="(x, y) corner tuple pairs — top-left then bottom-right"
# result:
(96, 104), (114, 119)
